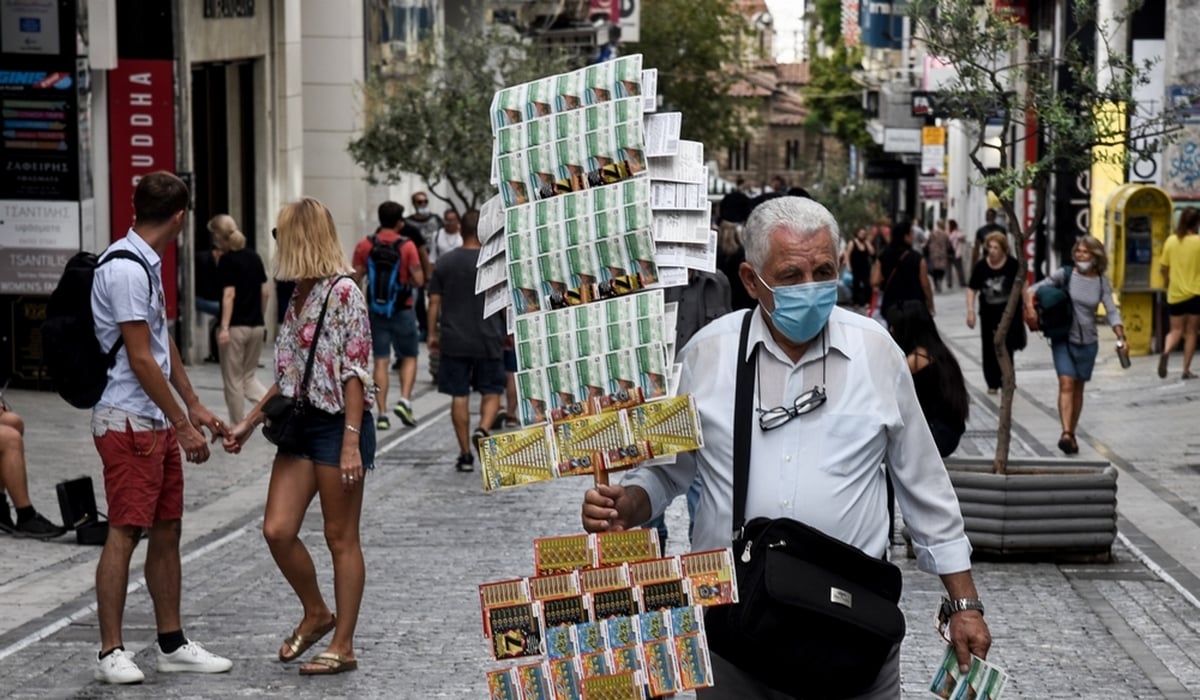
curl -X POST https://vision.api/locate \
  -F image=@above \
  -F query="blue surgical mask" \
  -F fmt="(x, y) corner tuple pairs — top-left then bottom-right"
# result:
(757, 275), (839, 343)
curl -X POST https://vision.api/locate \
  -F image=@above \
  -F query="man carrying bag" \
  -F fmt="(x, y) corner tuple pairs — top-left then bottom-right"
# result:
(582, 197), (991, 699)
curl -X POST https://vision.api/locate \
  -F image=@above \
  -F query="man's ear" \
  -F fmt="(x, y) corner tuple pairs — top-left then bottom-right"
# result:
(738, 261), (761, 302)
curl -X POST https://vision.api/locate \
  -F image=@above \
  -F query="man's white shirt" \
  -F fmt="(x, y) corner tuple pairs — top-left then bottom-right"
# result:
(622, 306), (972, 575)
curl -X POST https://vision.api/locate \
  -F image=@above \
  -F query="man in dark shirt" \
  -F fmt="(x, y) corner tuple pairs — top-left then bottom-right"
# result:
(970, 209), (1007, 270)
(405, 192), (441, 341)
(427, 209), (505, 472)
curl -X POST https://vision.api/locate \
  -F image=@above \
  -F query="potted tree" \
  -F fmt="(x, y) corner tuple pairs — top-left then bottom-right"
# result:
(905, 0), (1181, 559)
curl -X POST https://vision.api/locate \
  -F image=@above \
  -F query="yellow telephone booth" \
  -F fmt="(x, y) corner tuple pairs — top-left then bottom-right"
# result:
(1104, 184), (1174, 355)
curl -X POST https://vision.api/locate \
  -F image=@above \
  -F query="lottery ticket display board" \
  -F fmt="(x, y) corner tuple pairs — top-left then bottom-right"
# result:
(481, 530), (738, 700)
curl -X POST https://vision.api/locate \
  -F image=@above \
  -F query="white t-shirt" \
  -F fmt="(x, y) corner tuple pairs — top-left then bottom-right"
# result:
(429, 228), (463, 265)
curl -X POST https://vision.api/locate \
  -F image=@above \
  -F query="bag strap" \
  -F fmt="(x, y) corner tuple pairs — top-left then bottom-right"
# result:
(730, 308), (895, 543)
(297, 276), (348, 402)
(882, 250), (909, 294)
(98, 249), (155, 365)
(732, 310), (756, 534)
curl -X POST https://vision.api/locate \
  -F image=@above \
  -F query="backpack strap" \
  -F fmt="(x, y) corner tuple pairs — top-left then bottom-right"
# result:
(97, 249), (155, 364)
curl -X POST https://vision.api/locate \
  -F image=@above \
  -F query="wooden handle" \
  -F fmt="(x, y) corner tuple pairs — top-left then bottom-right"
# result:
(593, 457), (609, 486)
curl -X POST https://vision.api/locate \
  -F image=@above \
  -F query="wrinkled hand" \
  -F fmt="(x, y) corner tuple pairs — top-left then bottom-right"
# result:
(340, 444), (364, 493)
(188, 403), (228, 443)
(222, 419), (256, 454)
(949, 611), (991, 673)
(582, 484), (638, 533)
(177, 423), (211, 464)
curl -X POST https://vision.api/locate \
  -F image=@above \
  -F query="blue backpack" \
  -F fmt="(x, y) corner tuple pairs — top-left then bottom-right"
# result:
(365, 234), (412, 318)
(1034, 266), (1073, 341)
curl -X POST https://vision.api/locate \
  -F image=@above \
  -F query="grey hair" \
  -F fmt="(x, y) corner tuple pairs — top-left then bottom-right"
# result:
(743, 196), (841, 271)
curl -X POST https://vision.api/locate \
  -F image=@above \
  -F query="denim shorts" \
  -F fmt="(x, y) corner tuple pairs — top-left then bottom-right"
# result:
(1051, 340), (1098, 382)
(437, 355), (506, 396)
(279, 409), (377, 469)
(370, 309), (418, 360)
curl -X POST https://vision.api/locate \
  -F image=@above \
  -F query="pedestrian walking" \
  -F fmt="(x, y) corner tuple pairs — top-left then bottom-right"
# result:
(582, 196), (991, 698)
(1024, 236), (1126, 455)
(428, 208), (463, 266)
(966, 232), (1027, 394)
(927, 220), (951, 293)
(871, 221), (935, 319)
(406, 192), (442, 341)
(426, 210), (506, 472)
(886, 300), (968, 457)
(209, 215), (269, 424)
(224, 197), (376, 676)
(1158, 208), (1200, 379)
(970, 209), (1006, 271)
(89, 171), (232, 684)
(353, 202), (425, 429)
(842, 227), (875, 307)
(946, 219), (967, 289)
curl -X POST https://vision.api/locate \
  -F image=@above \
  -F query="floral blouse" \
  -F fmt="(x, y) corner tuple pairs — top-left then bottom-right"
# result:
(275, 275), (374, 415)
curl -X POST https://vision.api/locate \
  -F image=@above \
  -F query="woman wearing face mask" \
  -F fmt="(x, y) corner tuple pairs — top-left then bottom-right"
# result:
(1024, 236), (1126, 455)
(966, 232), (1026, 395)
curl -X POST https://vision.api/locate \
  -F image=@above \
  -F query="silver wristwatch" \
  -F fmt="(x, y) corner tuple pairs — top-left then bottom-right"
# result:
(940, 597), (985, 617)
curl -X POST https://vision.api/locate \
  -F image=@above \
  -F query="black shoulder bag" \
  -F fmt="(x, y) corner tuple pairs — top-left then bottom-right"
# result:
(704, 311), (907, 699)
(261, 277), (345, 453)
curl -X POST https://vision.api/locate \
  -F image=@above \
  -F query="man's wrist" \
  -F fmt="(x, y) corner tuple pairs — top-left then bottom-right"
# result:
(941, 597), (985, 618)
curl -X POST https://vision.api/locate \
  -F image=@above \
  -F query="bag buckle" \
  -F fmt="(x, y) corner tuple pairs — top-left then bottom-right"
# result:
(830, 587), (853, 609)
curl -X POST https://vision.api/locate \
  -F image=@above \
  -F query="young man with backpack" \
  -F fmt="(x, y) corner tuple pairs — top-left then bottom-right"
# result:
(353, 201), (425, 429)
(86, 171), (233, 683)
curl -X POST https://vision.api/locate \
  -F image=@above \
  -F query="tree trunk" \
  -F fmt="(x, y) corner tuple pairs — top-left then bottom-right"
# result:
(991, 276), (1026, 475)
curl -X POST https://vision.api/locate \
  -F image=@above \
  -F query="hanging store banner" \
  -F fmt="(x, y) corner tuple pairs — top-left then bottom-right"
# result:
(860, 0), (902, 50)
(920, 126), (945, 175)
(107, 58), (178, 318)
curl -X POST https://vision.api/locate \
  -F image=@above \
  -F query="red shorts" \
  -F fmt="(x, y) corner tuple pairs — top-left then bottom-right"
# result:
(93, 421), (184, 528)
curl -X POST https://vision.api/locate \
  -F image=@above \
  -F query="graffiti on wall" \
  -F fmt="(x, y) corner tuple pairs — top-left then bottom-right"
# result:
(1166, 124), (1200, 198)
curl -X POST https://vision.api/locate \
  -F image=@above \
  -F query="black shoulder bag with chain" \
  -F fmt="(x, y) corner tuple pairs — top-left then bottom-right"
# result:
(703, 310), (907, 699)
(261, 277), (346, 453)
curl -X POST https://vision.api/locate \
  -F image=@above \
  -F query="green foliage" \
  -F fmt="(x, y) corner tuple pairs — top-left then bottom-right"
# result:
(629, 0), (749, 149)
(348, 26), (570, 209)
(812, 175), (889, 238)
(802, 45), (873, 149)
(813, 0), (844, 48)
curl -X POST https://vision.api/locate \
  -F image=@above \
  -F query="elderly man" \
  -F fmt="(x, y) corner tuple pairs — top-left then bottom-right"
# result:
(582, 196), (990, 699)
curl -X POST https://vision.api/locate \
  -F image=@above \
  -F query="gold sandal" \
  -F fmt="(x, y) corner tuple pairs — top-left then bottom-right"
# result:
(279, 617), (336, 662)
(298, 651), (358, 675)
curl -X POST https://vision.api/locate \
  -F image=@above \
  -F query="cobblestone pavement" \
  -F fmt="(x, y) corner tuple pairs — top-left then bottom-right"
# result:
(4, 293), (1200, 697)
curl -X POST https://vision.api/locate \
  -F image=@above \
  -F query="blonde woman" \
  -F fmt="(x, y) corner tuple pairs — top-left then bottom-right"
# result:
(223, 198), (375, 675)
(1158, 208), (1200, 379)
(208, 215), (269, 424)
(1025, 236), (1126, 455)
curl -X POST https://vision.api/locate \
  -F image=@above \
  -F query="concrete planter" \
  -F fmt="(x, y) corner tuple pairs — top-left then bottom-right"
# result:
(941, 457), (1118, 562)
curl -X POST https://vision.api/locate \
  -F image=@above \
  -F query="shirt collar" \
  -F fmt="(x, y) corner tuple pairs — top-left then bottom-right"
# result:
(744, 306), (854, 366)
(125, 228), (162, 268)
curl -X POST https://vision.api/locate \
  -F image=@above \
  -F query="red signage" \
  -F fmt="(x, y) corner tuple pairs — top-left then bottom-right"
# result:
(993, 0), (1029, 25)
(108, 59), (178, 319)
(588, 0), (619, 23)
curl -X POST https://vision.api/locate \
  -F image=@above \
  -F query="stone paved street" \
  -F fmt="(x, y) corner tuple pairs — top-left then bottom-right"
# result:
(5, 291), (1200, 697)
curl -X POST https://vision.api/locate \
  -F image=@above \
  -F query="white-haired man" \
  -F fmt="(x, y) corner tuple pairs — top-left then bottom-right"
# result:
(582, 196), (991, 698)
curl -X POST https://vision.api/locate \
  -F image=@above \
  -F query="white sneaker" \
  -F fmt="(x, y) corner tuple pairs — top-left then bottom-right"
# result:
(95, 649), (145, 684)
(156, 640), (233, 674)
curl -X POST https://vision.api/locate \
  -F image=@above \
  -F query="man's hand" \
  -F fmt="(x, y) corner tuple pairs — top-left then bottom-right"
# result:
(177, 423), (211, 464)
(188, 403), (227, 443)
(966, 308), (976, 329)
(949, 611), (991, 672)
(582, 484), (643, 532)
(427, 332), (440, 354)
